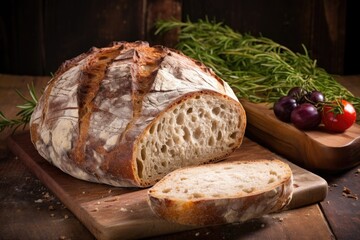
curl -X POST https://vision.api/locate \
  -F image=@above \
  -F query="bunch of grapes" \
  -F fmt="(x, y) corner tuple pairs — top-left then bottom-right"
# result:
(273, 87), (325, 130)
(273, 87), (357, 132)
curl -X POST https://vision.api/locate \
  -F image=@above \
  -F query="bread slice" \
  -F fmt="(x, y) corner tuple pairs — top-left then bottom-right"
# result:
(148, 159), (293, 226)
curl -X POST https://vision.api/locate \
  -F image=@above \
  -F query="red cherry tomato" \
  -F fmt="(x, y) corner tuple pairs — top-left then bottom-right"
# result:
(322, 99), (357, 133)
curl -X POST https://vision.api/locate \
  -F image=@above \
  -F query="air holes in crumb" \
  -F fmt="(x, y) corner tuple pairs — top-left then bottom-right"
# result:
(169, 149), (176, 157)
(217, 131), (222, 140)
(224, 166), (232, 170)
(161, 145), (167, 153)
(199, 108), (204, 118)
(173, 108), (178, 114)
(230, 132), (237, 139)
(194, 127), (202, 139)
(162, 188), (171, 193)
(220, 104), (226, 109)
(176, 113), (185, 125)
(268, 177), (275, 184)
(183, 127), (190, 141)
(166, 139), (173, 147)
(191, 116), (197, 122)
(195, 95), (200, 99)
(136, 159), (143, 178)
(194, 149), (199, 155)
(149, 124), (155, 134)
(270, 170), (277, 176)
(187, 108), (193, 114)
(180, 177), (187, 181)
(208, 136), (215, 146)
(157, 123), (162, 133)
(211, 121), (217, 131)
(192, 193), (204, 198)
(212, 194), (221, 198)
(141, 148), (146, 160)
(212, 107), (220, 115)
(173, 136), (180, 144)
(243, 187), (255, 193)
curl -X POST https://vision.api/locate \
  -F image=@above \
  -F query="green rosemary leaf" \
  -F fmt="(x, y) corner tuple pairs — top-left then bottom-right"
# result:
(155, 18), (360, 117)
(0, 111), (22, 133)
(0, 83), (39, 133)
(29, 83), (38, 104)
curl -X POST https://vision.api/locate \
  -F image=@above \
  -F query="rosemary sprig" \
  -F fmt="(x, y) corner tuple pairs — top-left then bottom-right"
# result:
(155, 18), (360, 116)
(0, 83), (38, 133)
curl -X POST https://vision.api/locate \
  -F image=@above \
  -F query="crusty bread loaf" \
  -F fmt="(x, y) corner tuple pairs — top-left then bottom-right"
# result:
(148, 159), (293, 226)
(30, 41), (246, 187)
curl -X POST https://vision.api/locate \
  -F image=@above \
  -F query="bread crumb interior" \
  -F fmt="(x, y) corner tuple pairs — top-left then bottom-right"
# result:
(135, 94), (243, 184)
(152, 161), (288, 200)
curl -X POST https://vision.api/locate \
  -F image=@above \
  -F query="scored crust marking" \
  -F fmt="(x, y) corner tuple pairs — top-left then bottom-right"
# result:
(71, 45), (122, 165)
(118, 44), (168, 143)
(39, 48), (95, 130)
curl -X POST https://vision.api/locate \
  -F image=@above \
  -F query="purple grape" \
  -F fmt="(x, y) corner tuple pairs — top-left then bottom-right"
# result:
(273, 96), (298, 122)
(307, 90), (325, 104)
(287, 87), (307, 101)
(290, 103), (321, 130)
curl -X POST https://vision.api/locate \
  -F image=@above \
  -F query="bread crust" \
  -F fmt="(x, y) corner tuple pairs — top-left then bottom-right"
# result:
(30, 41), (246, 187)
(148, 160), (293, 226)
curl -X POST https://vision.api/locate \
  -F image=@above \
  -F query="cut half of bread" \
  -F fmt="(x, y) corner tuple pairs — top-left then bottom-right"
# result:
(148, 159), (293, 226)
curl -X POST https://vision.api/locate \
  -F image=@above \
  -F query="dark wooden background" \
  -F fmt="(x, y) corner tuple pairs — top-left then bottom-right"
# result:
(0, 0), (358, 76)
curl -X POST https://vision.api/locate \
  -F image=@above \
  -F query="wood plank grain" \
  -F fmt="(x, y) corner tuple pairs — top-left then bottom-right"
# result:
(0, 152), (333, 240)
(7, 132), (328, 240)
(145, 204), (334, 240)
(319, 168), (360, 240)
(0, 151), (94, 240)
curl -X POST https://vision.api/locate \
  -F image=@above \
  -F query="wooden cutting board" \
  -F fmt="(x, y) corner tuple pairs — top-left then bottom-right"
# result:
(7, 132), (328, 240)
(241, 100), (360, 172)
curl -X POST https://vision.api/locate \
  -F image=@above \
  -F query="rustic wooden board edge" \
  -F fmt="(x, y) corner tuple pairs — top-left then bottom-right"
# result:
(79, 190), (198, 240)
(241, 100), (360, 172)
(6, 132), (329, 240)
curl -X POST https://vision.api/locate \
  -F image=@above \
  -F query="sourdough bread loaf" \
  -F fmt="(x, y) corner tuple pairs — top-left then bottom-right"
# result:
(148, 159), (293, 226)
(30, 41), (247, 187)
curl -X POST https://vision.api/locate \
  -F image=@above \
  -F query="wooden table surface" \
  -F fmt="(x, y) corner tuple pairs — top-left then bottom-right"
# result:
(0, 73), (359, 240)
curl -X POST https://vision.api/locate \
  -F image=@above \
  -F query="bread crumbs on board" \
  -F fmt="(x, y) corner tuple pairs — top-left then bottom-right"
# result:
(342, 186), (358, 200)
